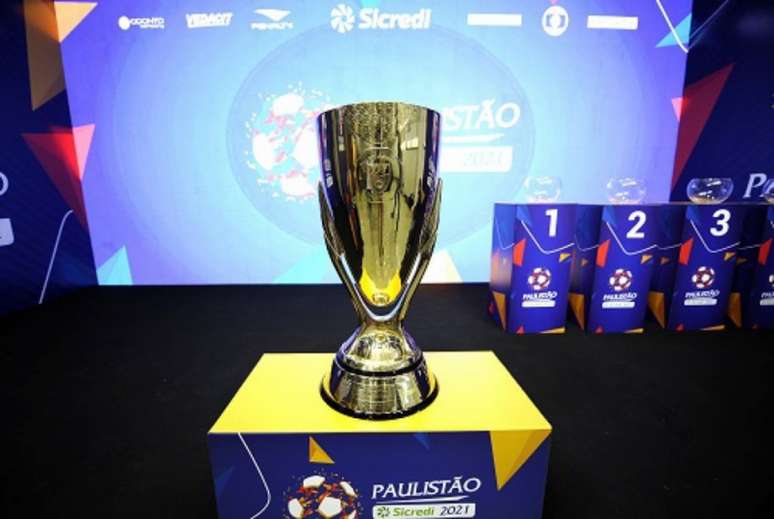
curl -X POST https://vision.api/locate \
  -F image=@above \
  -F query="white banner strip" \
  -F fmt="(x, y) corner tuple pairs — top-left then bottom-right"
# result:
(467, 13), (523, 27)
(587, 15), (639, 30)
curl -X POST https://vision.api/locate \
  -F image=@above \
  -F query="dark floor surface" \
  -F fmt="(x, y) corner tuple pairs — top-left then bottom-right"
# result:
(2, 284), (773, 518)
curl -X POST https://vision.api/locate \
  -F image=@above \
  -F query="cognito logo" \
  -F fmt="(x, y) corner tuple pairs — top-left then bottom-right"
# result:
(330, 4), (355, 33)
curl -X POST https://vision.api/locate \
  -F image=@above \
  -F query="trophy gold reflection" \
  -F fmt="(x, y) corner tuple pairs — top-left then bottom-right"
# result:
(316, 102), (442, 419)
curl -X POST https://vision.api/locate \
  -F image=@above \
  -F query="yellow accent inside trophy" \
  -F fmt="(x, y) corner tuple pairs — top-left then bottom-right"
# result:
(211, 351), (551, 434)
(358, 270), (403, 306)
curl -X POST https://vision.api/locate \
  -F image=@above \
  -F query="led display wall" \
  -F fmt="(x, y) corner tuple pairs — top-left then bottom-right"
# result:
(60, 0), (691, 284)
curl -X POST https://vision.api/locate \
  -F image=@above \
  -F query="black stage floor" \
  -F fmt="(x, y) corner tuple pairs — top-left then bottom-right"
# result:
(2, 284), (773, 518)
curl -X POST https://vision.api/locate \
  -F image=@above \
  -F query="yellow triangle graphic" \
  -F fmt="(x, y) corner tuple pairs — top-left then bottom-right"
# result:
(559, 252), (572, 263)
(727, 292), (742, 327)
(568, 292), (585, 329)
(309, 436), (335, 464)
(490, 430), (550, 491)
(24, 0), (66, 110)
(641, 254), (652, 264)
(54, 2), (97, 42)
(493, 291), (506, 330)
(724, 251), (736, 261)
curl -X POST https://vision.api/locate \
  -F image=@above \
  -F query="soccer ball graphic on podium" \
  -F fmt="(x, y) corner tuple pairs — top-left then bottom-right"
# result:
(527, 267), (552, 291)
(691, 266), (716, 289)
(609, 269), (633, 292)
(285, 474), (360, 518)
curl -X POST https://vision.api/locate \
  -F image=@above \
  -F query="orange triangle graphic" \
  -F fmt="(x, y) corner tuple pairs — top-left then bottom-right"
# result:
(723, 251), (736, 261)
(596, 239), (610, 268)
(648, 291), (666, 328)
(490, 430), (550, 491)
(54, 1), (97, 42)
(24, 0), (66, 110)
(759, 239), (772, 265)
(309, 436), (335, 464)
(581, 258), (589, 267)
(727, 292), (742, 327)
(512, 239), (526, 266)
(641, 254), (653, 264)
(493, 291), (507, 330)
(559, 252), (572, 263)
(660, 256), (670, 265)
(679, 238), (694, 265)
(568, 292), (585, 330)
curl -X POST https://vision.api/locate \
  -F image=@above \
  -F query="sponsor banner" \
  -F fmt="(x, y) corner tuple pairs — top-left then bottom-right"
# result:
(667, 204), (745, 331)
(747, 206), (774, 329)
(587, 205), (658, 333)
(489, 203), (575, 334)
(186, 12), (233, 29)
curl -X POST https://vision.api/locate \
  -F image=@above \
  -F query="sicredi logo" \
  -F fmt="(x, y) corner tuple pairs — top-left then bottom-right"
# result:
(252, 9), (293, 30)
(118, 15), (165, 30)
(331, 3), (432, 33)
(186, 12), (233, 29)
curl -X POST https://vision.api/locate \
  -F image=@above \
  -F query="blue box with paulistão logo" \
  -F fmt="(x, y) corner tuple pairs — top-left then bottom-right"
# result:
(208, 352), (551, 518)
(489, 203), (576, 334)
(569, 205), (658, 333)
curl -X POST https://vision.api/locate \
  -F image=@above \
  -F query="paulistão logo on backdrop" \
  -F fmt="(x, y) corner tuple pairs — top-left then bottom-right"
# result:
(440, 100), (521, 173)
(117, 15), (165, 30)
(186, 12), (233, 29)
(252, 8), (294, 30)
(330, 3), (432, 33)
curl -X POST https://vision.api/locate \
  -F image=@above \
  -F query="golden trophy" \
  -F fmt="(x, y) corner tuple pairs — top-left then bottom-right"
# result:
(317, 101), (442, 419)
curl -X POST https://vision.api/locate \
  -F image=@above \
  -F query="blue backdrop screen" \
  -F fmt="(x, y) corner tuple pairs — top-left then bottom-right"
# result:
(60, 0), (691, 284)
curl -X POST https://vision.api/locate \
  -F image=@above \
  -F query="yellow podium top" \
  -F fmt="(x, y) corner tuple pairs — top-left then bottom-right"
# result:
(210, 351), (551, 434)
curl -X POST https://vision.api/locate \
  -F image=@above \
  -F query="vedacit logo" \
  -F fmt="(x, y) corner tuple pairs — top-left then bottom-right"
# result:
(331, 3), (432, 33)
(186, 12), (233, 29)
(252, 9), (293, 30)
(118, 15), (165, 30)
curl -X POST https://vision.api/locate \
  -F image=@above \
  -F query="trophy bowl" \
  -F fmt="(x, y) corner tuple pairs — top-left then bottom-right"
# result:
(606, 177), (647, 205)
(686, 177), (734, 204)
(522, 176), (562, 203)
(316, 102), (442, 420)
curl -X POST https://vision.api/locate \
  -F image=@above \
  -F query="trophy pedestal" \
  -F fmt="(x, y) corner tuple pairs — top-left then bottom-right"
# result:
(208, 351), (551, 519)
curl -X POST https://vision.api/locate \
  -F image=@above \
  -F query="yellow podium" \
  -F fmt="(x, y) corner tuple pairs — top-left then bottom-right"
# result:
(208, 351), (551, 518)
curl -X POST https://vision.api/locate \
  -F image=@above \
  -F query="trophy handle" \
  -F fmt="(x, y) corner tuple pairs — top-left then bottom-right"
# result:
(318, 182), (368, 322)
(398, 178), (442, 321)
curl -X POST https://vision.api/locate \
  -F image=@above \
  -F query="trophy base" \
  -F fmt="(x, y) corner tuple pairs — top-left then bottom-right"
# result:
(208, 352), (552, 519)
(320, 354), (438, 420)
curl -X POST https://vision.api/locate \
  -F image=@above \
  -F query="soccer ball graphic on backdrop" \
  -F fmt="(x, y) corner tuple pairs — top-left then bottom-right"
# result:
(609, 268), (633, 292)
(527, 267), (552, 291)
(285, 474), (361, 518)
(691, 266), (716, 289)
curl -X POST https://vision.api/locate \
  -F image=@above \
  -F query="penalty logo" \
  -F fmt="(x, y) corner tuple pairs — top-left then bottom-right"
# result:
(527, 267), (552, 291)
(609, 268), (633, 292)
(691, 266), (716, 289)
(285, 474), (361, 518)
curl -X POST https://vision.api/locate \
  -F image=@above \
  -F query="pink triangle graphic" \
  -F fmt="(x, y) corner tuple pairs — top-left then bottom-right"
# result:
(72, 124), (95, 180)
(671, 97), (683, 120)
